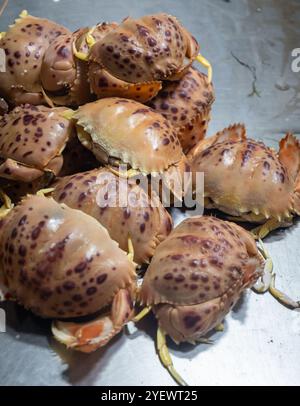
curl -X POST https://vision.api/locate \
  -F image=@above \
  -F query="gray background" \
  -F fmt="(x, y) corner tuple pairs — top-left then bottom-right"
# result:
(0, 0), (300, 386)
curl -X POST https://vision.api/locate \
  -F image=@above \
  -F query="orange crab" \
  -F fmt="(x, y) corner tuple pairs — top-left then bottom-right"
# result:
(0, 194), (136, 352)
(189, 124), (300, 238)
(135, 216), (264, 385)
(85, 13), (200, 103)
(40, 22), (118, 106)
(51, 168), (173, 265)
(68, 97), (191, 201)
(0, 10), (70, 106)
(148, 66), (214, 153)
(0, 104), (74, 183)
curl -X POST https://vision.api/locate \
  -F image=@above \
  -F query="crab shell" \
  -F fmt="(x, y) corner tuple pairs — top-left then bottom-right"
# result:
(40, 28), (93, 106)
(0, 12), (70, 106)
(88, 13), (199, 102)
(148, 67), (215, 153)
(140, 216), (263, 343)
(189, 124), (300, 222)
(0, 104), (73, 182)
(73, 98), (190, 199)
(51, 168), (173, 265)
(0, 195), (136, 319)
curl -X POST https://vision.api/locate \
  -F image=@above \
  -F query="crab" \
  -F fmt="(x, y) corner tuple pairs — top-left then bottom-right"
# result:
(135, 215), (264, 385)
(0, 10), (70, 106)
(189, 124), (300, 238)
(0, 104), (74, 183)
(86, 13), (201, 102)
(40, 23), (118, 106)
(148, 66), (215, 153)
(0, 194), (136, 352)
(68, 97), (191, 201)
(50, 167), (173, 265)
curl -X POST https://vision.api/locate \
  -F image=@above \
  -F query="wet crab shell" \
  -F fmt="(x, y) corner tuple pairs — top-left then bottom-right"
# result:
(51, 168), (173, 265)
(0, 104), (73, 182)
(40, 29), (93, 106)
(148, 67), (215, 153)
(0, 12), (70, 106)
(88, 13), (199, 102)
(140, 216), (263, 343)
(189, 124), (297, 221)
(73, 97), (183, 174)
(0, 195), (136, 319)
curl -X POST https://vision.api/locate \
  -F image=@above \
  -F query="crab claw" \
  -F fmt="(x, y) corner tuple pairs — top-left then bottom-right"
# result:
(52, 288), (134, 352)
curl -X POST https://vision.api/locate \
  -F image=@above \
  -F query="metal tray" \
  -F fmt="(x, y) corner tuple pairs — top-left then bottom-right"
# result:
(0, 0), (299, 386)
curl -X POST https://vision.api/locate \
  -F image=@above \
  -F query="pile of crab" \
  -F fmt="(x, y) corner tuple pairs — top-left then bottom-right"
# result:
(0, 10), (299, 386)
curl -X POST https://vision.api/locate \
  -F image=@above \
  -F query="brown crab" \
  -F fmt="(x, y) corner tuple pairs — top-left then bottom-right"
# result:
(0, 104), (74, 183)
(86, 13), (200, 102)
(0, 194), (136, 352)
(136, 215), (264, 385)
(189, 124), (300, 238)
(50, 168), (173, 265)
(148, 66), (215, 153)
(40, 23), (118, 106)
(0, 10), (70, 106)
(69, 97), (191, 201)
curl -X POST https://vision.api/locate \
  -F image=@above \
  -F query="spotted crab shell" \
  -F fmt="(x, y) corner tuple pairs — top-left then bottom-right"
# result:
(148, 67), (215, 153)
(51, 168), (173, 265)
(140, 216), (263, 343)
(40, 29), (92, 106)
(73, 98), (183, 174)
(0, 12), (70, 106)
(0, 104), (73, 182)
(190, 124), (295, 221)
(88, 13), (199, 102)
(0, 195), (136, 318)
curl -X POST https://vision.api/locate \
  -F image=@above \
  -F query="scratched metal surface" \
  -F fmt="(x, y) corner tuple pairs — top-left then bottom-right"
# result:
(0, 0), (299, 386)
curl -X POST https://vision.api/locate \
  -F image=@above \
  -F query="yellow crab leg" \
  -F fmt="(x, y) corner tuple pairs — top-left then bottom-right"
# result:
(72, 40), (89, 61)
(85, 26), (96, 48)
(0, 32), (5, 39)
(157, 328), (188, 386)
(132, 306), (152, 323)
(269, 274), (300, 310)
(251, 217), (291, 239)
(36, 188), (55, 197)
(196, 53), (212, 83)
(127, 236), (134, 262)
(107, 166), (140, 179)
(215, 323), (224, 332)
(61, 109), (75, 120)
(0, 188), (13, 218)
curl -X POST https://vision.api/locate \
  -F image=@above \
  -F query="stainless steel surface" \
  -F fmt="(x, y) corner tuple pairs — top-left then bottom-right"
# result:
(0, 0), (300, 386)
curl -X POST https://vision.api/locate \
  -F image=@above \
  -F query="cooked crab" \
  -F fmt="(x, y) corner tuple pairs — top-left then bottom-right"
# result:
(0, 194), (136, 352)
(68, 97), (191, 201)
(135, 216), (264, 385)
(148, 66), (215, 153)
(189, 124), (300, 238)
(40, 28), (91, 107)
(40, 23), (118, 106)
(0, 104), (74, 182)
(0, 10), (70, 106)
(50, 168), (173, 265)
(86, 13), (200, 102)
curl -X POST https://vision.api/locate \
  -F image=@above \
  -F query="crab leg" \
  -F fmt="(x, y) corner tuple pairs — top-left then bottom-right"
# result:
(157, 328), (187, 386)
(253, 240), (274, 293)
(251, 217), (292, 239)
(0, 188), (13, 218)
(132, 306), (152, 323)
(52, 288), (134, 352)
(196, 53), (212, 83)
(269, 274), (300, 310)
(253, 240), (299, 309)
